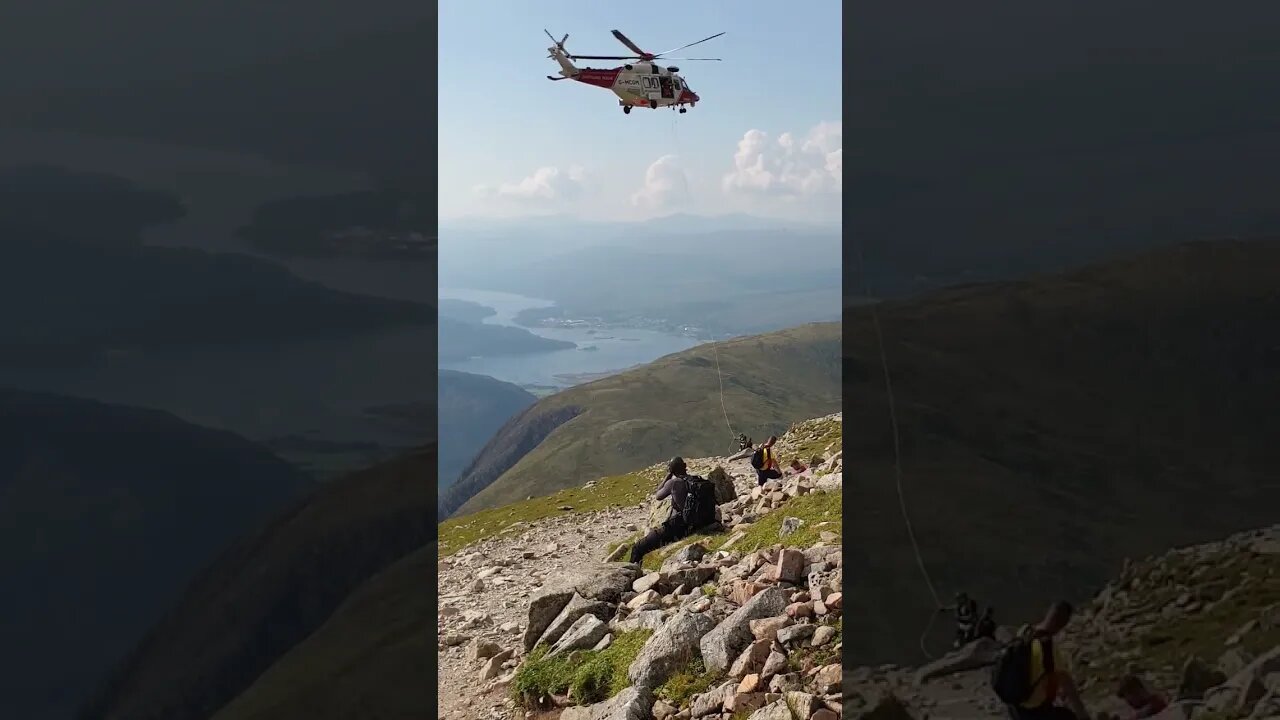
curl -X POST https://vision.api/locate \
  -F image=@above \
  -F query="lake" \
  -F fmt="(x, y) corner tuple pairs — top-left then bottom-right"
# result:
(437, 287), (701, 390)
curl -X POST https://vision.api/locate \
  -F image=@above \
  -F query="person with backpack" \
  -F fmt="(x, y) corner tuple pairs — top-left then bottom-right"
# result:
(990, 600), (1090, 720)
(629, 457), (718, 564)
(751, 436), (783, 486)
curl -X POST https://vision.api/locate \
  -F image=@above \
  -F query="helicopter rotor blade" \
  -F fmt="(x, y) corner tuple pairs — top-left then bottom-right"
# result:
(654, 32), (725, 58)
(610, 29), (651, 58)
(568, 54), (639, 60)
(653, 57), (722, 62)
(543, 29), (558, 45)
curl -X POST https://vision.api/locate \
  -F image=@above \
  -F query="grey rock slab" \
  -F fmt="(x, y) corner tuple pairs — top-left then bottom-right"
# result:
(700, 586), (790, 673)
(629, 609), (718, 689)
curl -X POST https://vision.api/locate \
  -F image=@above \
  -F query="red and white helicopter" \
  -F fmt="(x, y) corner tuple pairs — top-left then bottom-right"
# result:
(545, 28), (724, 114)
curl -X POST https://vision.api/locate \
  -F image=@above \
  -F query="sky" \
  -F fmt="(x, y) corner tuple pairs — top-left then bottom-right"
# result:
(438, 0), (842, 223)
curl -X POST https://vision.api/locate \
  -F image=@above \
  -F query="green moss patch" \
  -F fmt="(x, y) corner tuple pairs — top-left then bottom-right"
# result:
(656, 657), (721, 708)
(512, 630), (653, 707)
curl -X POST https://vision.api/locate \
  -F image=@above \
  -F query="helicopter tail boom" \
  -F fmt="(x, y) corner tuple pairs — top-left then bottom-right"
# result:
(545, 29), (579, 78)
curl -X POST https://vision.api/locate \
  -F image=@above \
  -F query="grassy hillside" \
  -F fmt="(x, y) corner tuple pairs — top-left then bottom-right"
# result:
(443, 322), (842, 518)
(209, 545), (434, 720)
(80, 444), (434, 720)
(436, 370), (536, 488)
(841, 238), (1280, 665)
(0, 390), (312, 720)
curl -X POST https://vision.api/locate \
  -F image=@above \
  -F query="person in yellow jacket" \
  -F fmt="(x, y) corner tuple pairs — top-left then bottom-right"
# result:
(750, 435), (783, 486)
(1011, 601), (1091, 720)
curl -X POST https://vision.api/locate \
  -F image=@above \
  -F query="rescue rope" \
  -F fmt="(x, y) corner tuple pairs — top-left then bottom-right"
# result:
(712, 339), (737, 442)
(853, 237), (944, 660)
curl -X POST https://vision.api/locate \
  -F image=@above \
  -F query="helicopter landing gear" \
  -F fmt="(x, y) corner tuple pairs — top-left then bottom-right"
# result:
(623, 105), (632, 114)
(679, 107), (687, 114)
(650, 99), (659, 109)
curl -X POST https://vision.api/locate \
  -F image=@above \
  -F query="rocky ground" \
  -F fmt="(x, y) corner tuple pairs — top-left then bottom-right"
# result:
(437, 415), (845, 720)
(841, 524), (1280, 720)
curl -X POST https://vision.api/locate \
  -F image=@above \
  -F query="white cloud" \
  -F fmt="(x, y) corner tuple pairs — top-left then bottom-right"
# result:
(630, 155), (691, 210)
(722, 121), (842, 196)
(473, 165), (588, 201)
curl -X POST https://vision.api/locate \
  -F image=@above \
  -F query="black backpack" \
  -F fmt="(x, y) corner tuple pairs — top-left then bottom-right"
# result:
(750, 448), (765, 470)
(990, 635), (1053, 706)
(676, 475), (717, 529)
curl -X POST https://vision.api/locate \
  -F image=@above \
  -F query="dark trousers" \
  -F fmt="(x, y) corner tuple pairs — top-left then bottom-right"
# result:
(629, 519), (688, 564)
(755, 468), (782, 486)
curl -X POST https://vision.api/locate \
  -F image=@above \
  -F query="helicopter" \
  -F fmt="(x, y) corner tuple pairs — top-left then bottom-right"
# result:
(544, 28), (724, 114)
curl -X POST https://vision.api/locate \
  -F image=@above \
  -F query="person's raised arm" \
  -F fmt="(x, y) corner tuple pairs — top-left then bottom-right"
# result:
(655, 476), (675, 501)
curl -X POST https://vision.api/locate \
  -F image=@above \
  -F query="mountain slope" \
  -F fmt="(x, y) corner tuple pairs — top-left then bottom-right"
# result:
(841, 238), (1280, 665)
(442, 322), (842, 518)
(436, 370), (536, 488)
(0, 390), (312, 720)
(80, 444), (435, 720)
(206, 417), (842, 720)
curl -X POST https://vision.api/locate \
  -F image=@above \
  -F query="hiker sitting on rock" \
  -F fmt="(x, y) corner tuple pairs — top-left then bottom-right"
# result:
(629, 457), (718, 564)
(750, 436), (783, 486)
(999, 600), (1090, 720)
(1116, 675), (1167, 719)
(737, 433), (753, 451)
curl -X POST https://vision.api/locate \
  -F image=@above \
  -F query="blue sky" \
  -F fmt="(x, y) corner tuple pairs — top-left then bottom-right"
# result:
(438, 0), (842, 223)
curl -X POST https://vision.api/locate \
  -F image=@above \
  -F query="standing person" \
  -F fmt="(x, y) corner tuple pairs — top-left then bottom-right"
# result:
(750, 436), (783, 486)
(938, 591), (980, 648)
(629, 457), (717, 564)
(993, 600), (1091, 720)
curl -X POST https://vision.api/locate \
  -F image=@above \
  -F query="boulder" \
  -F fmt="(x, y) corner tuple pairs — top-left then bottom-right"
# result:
(745, 701), (793, 720)
(1203, 647), (1280, 716)
(913, 638), (1002, 684)
(479, 648), (513, 681)
(749, 616), (793, 642)
(628, 610), (717, 689)
(728, 638), (773, 678)
(1176, 655), (1226, 700)
(522, 562), (639, 650)
(691, 681), (736, 718)
(707, 466), (739, 504)
(537, 593), (613, 649)
(700, 587), (790, 673)
(548, 614), (609, 657)
(612, 609), (668, 634)
(559, 685), (654, 720)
